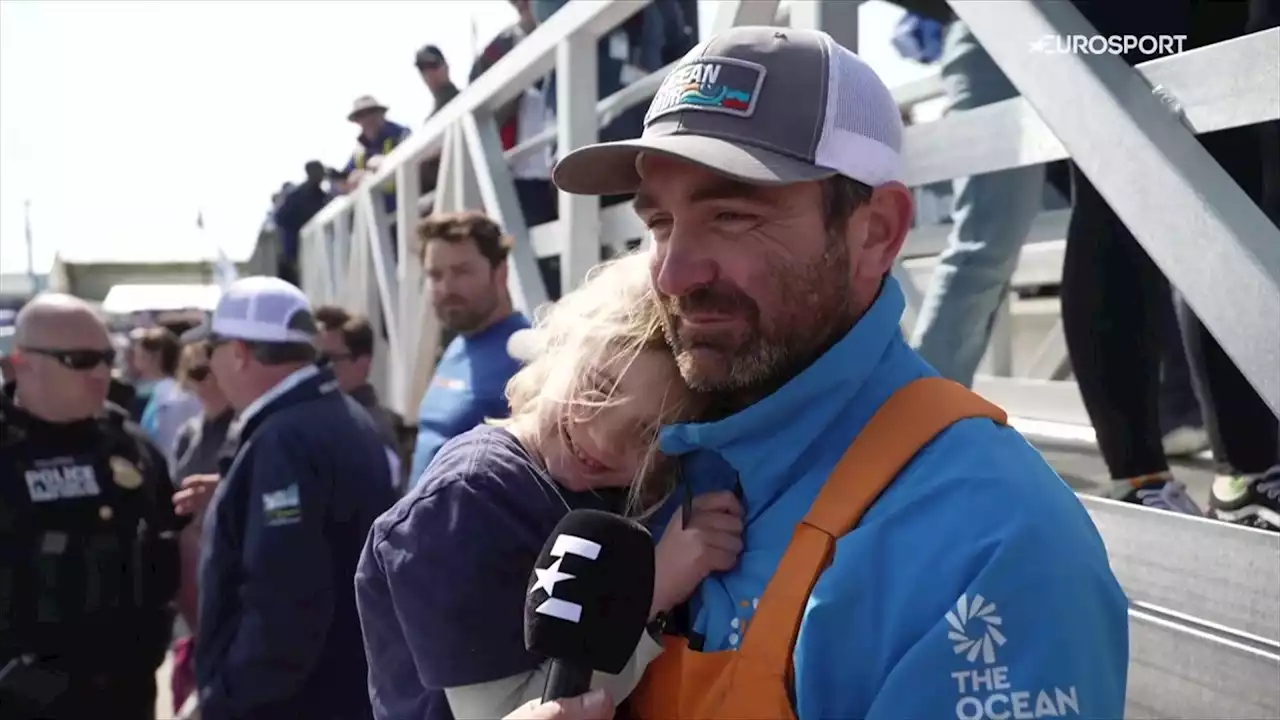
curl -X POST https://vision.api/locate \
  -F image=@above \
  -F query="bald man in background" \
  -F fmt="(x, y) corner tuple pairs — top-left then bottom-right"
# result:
(0, 293), (185, 720)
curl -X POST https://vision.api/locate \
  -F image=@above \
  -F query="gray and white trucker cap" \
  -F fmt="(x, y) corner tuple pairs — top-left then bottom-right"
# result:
(185, 276), (317, 345)
(553, 26), (903, 195)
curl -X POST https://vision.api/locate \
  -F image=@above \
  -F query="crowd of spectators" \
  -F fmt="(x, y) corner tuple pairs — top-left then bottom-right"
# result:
(255, 0), (1279, 529)
(262, 0), (698, 299)
(9, 4), (1275, 718)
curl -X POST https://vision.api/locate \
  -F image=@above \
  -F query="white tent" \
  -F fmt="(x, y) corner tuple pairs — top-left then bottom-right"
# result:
(101, 284), (222, 315)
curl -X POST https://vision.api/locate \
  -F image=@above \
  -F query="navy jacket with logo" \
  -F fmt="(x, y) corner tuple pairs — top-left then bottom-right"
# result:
(196, 366), (397, 720)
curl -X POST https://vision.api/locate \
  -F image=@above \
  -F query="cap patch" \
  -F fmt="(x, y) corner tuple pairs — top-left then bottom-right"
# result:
(645, 57), (767, 126)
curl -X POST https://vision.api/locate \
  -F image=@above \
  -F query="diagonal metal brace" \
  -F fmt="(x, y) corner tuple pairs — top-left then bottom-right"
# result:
(954, 1), (1280, 414)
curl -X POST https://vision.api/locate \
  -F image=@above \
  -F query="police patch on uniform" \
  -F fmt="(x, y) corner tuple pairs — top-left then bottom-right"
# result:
(645, 57), (767, 126)
(110, 456), (143, 490)
(25, 457), (101, 502)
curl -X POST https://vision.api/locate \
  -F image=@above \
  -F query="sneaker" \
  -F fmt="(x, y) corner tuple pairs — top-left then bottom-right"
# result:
(1161, 424), (1210, 458)
(1207, 467), (1280, 531)
(1110, 475), (1204, 515)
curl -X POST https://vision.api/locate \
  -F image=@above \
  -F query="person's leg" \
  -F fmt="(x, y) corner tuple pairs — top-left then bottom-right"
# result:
(276, 255), (300, 287)
(514, 178), (557, 229)
(1181, 126), (1274, 470)
(1060, 166), (1200, 513)
(1179, 297), (1280, 458)
(1156, 287), (1208, 457)
(1178, 119), (1280, 528)
(910, 21), (1046, 387)
(1164, 0), (1280, 530)
(1183, 292), (1280, 531)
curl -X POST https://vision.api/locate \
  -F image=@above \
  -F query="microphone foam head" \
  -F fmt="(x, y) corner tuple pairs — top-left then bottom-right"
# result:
(524, 509), (655, 674)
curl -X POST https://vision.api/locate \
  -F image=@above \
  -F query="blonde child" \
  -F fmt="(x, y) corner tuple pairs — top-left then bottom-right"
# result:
(355, 253), (744, 720)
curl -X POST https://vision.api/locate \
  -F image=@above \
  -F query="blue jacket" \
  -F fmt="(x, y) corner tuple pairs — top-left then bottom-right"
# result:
(658, 277), (1129, 719)
(197, 365), (397, 720)
(408, 313), (529, 487)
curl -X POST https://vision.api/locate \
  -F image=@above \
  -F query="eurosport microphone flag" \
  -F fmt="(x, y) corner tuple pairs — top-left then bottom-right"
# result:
(524, 510), (655, 677)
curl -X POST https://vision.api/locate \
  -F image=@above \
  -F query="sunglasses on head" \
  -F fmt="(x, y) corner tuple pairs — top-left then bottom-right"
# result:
(21, 347), (116, 371)
(188, 365), (212, 382)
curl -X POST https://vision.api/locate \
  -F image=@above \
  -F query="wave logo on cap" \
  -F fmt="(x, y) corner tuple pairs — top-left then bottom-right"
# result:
(645, 57), (767, 126)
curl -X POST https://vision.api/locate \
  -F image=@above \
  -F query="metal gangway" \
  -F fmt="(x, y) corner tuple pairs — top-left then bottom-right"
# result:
(297, 1), (1280, 716)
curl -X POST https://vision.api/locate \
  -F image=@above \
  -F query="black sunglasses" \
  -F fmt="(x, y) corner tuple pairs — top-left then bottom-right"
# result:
(318, 351), (353, 366)
(22, 347), (116, 371)
(188, 365), (212, 382)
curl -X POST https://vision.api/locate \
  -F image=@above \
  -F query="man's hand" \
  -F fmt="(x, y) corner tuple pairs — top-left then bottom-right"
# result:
(342, 170), (368, 193)
(173, 474), (220, 517)
(504, 690), (614, 720)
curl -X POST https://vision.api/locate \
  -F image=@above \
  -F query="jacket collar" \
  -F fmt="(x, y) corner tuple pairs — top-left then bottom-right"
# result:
(235, 364), (339, 441)
(349, 382), (380, 410)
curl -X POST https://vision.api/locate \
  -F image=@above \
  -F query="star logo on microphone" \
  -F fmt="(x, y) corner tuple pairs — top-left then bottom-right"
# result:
(530, 533), (602, 624)
(529, 557), (576, 597)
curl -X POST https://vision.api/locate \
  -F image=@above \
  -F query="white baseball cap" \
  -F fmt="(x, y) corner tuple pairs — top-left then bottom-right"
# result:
(187, 276), (317, 344)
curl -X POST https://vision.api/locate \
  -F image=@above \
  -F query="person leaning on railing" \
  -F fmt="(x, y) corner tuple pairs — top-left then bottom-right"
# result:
(469, 1), (559, 229)
(340, 95), (411, 220)
(414, 43), (460, 212)
(273, 161), (332, 287)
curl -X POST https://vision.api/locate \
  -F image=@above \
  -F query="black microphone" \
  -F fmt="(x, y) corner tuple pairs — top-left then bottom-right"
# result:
(524, 509), (655, 702)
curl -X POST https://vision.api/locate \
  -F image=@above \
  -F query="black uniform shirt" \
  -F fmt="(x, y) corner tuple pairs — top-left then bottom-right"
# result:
(0, 381), (185, 666)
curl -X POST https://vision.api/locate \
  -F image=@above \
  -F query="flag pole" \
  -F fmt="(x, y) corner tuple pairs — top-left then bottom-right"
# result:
(470, 15), (479, 60)
(23, 199), (41, 293)
(199, 209), (238, 292)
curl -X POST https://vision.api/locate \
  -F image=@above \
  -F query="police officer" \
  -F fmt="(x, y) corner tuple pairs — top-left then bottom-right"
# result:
(0, 293), (184, 720)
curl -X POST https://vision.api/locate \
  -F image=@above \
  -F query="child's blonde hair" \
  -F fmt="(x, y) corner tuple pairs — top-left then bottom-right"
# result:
(499, 252), (695, 515)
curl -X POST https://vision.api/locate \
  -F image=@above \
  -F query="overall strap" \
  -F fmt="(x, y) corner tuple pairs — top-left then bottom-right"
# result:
(738, 378), (1008, 668)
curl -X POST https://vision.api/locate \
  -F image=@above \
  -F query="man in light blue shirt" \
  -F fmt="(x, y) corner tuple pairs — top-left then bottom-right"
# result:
(408, 211), (529, 487)
(552, 26), (1128, 719)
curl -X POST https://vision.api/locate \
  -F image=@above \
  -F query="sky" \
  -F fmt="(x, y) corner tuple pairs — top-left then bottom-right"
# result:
(0, 0), (931, 276)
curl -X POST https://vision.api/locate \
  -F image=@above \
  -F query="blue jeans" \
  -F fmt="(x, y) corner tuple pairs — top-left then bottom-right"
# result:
(909, 22), (1046, 387)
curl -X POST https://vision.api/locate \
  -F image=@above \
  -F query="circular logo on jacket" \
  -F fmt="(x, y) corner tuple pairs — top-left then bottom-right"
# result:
(110, 456), (143, 490)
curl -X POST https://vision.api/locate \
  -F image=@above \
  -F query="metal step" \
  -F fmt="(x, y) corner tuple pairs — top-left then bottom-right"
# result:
(1012, 416), (1280, 719)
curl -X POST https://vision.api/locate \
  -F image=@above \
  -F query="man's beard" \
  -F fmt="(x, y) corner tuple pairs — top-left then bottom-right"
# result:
(659, 238), (853, 397)
(436, 291), (498, 334)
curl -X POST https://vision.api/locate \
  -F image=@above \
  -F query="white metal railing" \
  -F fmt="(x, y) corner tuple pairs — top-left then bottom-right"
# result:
(296, 1), (1280, 714)
(299, 0), (1279, 430)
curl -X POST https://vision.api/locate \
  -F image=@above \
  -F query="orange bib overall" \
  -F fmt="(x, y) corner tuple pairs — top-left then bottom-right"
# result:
(629, 378), (1008, 720)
